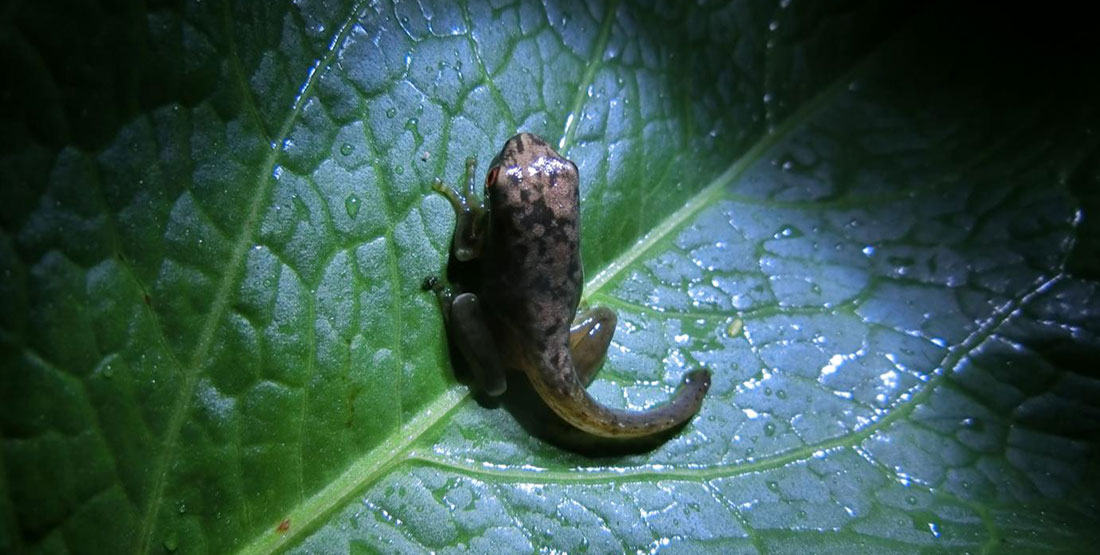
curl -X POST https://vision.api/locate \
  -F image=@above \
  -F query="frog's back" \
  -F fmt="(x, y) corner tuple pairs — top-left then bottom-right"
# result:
(483, 134), (584, 346)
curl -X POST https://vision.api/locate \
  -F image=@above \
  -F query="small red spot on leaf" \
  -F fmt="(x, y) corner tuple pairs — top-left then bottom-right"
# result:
(276, 519), (291, 533)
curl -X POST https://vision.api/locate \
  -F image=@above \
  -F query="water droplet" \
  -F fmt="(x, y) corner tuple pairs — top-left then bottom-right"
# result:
(345, 194), (361, 218)
(163, 535), (178, 552)
(773, 225), (803, 239)
(905, 495), (918, 505)
(962, 417), (984, 431)
(340, 143), (353, 156)
(776, 390), (787, 400)
(395, 165), (405, 175)
(764, 422), (776, 437)
(766, 480), (780, 492)
(386, 107), (397, 118)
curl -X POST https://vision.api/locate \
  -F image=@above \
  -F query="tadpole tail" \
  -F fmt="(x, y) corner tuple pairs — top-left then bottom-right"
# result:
(527, 362), (711, 439)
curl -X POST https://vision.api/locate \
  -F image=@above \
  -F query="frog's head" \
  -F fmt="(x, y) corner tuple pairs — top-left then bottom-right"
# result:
(485, 132), (579, 222)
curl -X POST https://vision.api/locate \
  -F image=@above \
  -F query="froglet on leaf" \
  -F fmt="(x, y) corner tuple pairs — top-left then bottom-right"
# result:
(425, 133), (710, 439)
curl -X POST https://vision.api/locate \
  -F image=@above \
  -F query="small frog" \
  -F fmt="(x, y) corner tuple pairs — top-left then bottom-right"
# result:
(425, 133), (710, 439)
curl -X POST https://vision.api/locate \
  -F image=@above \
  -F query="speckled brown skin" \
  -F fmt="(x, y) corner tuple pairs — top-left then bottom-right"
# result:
(429, 132), (710, 439)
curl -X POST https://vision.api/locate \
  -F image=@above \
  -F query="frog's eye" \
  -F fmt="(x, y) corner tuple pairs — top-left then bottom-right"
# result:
(485, 166), (500, 188)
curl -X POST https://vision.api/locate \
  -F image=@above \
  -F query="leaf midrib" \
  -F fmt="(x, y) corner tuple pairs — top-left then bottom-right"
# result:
(237, 388), (468, 555)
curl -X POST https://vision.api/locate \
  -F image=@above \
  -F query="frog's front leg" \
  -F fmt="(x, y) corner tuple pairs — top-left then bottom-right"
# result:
(432, 156), (486, 261)
(569, 307), (616, 386)
(423, 277), (507, 396)
(427, 156), (506, 396)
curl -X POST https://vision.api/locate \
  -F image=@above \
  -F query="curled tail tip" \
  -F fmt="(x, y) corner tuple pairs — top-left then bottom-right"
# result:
(681, 368), (712, 392)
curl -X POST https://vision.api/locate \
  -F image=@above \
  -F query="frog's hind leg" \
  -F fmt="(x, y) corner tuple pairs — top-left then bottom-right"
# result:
(569, 307), (617, 386)
(423, 278), (507, 396)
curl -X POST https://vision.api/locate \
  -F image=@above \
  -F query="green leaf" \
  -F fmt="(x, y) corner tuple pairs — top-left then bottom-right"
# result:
(2, 1), (1098, 554)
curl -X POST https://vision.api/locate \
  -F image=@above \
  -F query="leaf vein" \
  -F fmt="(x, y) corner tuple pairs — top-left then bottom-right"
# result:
(460, 3), (517, 130)
(559, 0), (620, 152)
